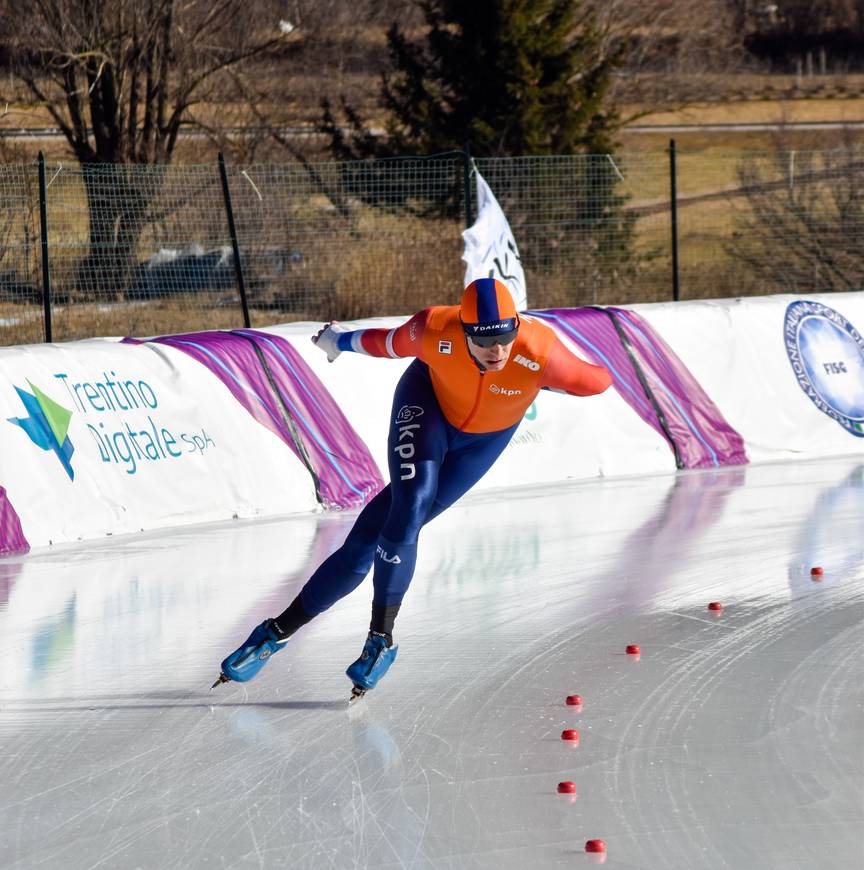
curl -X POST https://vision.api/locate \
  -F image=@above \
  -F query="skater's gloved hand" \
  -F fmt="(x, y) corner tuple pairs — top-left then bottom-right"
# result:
(312, 321), (350, 363)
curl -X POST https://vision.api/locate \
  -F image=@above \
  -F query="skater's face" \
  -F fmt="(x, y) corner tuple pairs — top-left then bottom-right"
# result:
(466, 336), (516, 372)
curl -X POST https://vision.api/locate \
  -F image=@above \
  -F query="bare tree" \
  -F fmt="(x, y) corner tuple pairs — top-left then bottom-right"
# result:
(3, 0), (290, 295)
(583, 0), (746, 106)
(772, 1), (861, 33)
(729, 144), (864, 293)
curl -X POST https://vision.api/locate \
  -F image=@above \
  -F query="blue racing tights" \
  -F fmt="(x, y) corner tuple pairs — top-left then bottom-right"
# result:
(297, 360), (518, 621)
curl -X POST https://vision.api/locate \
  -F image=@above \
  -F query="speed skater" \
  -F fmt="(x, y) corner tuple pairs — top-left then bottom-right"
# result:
(212, 278), (612, 701)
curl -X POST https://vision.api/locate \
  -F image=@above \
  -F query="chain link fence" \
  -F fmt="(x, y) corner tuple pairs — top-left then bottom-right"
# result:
(228, 157), (465, 323)
(0, 163), (42, 346)
(1, 146), (862, 348)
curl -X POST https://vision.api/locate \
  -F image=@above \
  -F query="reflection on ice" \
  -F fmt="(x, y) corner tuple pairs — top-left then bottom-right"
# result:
(0, 455), (862, 869)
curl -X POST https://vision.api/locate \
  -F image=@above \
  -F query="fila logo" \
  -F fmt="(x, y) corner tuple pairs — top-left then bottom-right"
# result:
(438, 340), (452, 354)
(489, 384), (522, 397)
(514, 353), (540, 371)
(376, 544), (402, 564)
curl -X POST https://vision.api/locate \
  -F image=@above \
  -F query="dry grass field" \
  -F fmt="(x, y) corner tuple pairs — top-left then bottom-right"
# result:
(1, 82), (862, 344)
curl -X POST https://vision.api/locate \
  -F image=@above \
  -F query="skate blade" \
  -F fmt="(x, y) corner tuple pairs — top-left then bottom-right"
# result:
(211, 673), (230, 690)
(348, 685), (367, 704)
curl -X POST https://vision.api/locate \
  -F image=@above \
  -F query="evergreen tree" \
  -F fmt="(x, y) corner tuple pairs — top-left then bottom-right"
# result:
(384, 0), (623, 157)
(322, 0), (637, 305)
(324, 0), (625, 159)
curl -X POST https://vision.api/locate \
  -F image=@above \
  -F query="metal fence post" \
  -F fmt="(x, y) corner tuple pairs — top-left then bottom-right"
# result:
(217, 153), (251, 329)
(462, 145), (474, 228)
(669, 139), (680, 302)
(37, 151), (53, 343)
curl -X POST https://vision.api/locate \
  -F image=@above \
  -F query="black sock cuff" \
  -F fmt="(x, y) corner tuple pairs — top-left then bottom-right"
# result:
(370, 602), (401, 642)
(273, 596), (313, 639)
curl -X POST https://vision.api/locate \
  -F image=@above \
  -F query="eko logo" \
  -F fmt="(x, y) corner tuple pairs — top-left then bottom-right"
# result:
(784, 300), (864, 437)
(513, 353), (540, 371)
(7, 380), (75, 480)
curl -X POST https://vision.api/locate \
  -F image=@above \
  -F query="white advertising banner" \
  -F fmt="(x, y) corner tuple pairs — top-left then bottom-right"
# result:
(633, 291), (864, 462)
(1, 291), (861, 554)
(462, 168), (528, 309)
(0, 338), (317, 548)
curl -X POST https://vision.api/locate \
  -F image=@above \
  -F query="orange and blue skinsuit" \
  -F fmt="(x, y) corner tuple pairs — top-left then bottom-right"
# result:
(286, 302), (612, 638)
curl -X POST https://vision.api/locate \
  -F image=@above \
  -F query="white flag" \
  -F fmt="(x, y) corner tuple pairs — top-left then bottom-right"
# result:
(461, 168), (528, 310)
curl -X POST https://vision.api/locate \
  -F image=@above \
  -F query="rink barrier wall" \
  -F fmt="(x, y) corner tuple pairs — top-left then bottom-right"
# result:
(125, 329), (384, 510)
(533, 308), (748, 469)
(0, 291), (861, 554)
(0, 485), (28, 556)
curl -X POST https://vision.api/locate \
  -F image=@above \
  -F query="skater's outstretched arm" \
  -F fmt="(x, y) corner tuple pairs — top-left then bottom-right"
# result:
(539, 337), (613, 397)
(312, 310), (432, 362)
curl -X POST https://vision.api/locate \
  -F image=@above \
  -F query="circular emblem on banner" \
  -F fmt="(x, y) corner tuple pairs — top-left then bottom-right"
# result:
(784, 300), (864, 437)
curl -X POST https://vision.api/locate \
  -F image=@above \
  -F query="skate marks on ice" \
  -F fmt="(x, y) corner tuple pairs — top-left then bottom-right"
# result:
(1, 691), (347, 713)
(0, 455), (862, 868)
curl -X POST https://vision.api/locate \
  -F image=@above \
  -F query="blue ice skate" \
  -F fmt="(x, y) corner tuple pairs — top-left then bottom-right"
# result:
(346, 632), (398, 702)
(211, 619), (287, 689)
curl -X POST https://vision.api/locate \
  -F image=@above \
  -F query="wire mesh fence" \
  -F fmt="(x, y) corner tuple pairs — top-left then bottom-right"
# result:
(475, 154), (675, 307)
(227, 157), (465, 323)
(0, 163), (43, 346)
(0, 146), (862, 349)
(42, 162), (242, 342)
(674, 146), (864, 299)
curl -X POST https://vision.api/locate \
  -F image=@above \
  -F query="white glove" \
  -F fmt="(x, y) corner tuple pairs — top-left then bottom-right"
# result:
(312, 322), (351, 363)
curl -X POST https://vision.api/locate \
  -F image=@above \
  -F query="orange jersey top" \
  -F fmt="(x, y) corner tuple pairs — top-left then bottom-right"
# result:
(345, 306), (612, 433)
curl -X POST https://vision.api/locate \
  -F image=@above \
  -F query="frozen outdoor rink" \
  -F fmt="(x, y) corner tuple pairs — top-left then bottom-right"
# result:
(0, 454), (862, 869)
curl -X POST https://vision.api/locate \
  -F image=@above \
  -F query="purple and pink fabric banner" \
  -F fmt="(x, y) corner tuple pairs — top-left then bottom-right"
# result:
(533, 308), (747, 469)
(0, 485), (29, 556)
(129, 329), (384, 510)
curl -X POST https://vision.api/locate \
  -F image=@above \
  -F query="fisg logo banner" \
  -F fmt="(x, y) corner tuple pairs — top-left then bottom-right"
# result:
(784, 300), (864, 437)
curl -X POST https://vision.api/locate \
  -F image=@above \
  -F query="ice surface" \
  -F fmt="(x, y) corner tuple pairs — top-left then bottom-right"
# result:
(1, 456), (862, 869)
